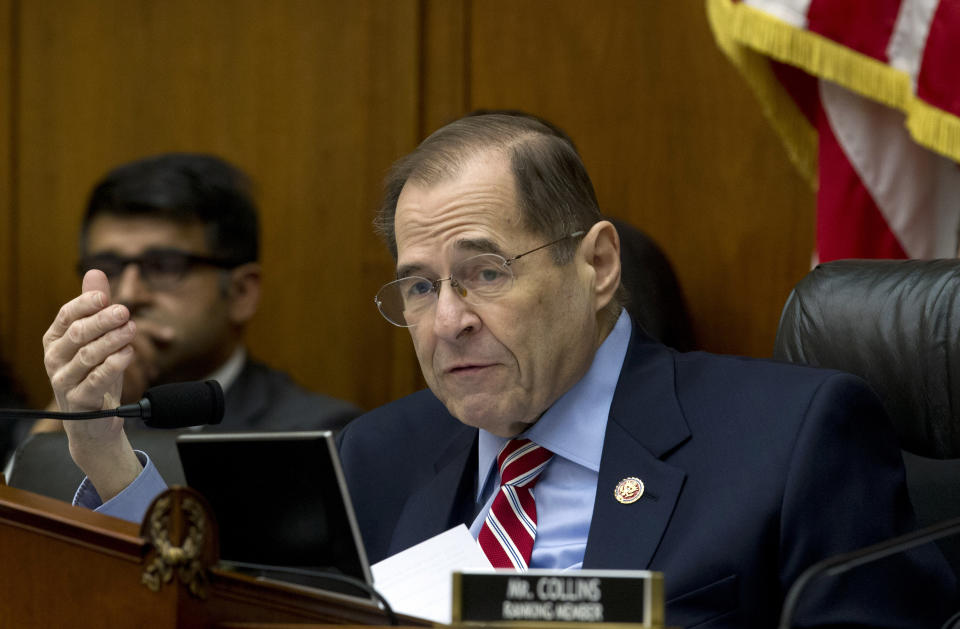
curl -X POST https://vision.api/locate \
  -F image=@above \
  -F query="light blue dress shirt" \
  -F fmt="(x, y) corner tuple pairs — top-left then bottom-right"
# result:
(469, 310), (631, 569)
(74, 450), (166, 522)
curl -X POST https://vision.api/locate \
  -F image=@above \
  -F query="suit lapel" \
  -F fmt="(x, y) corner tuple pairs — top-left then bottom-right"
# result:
(583, 330), (690, 569)
(388, 423), (478, 556)
(217, 360), (269, 430)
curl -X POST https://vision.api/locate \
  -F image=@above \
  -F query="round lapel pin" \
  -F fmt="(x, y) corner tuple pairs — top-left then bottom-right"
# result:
(614, 477), (644, 504)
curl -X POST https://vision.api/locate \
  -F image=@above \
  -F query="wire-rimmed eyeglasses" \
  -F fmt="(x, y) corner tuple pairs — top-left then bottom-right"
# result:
(374, 231), (585, 327)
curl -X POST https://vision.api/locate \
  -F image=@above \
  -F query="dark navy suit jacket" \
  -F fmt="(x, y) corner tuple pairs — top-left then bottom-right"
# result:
(339, 326), (957, 628)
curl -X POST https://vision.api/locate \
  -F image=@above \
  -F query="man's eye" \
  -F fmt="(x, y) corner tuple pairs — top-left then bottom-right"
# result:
(143, 255), (189, 275)
(83, 256), (125, 277)
(405, 279), (434, 298)
(461, 262), (506, 284)
(478, 268), (506, 282)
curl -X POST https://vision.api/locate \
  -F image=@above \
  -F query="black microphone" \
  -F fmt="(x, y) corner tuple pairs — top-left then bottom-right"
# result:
(0, 380), (224, 429)
(779, 515), (960, 628)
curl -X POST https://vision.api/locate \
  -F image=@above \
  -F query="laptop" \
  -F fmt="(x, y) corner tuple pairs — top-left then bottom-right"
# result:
(175, 431), (374, 601)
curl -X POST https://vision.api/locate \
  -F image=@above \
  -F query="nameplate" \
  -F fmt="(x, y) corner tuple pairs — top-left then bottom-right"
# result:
(452, 569), (664, 627)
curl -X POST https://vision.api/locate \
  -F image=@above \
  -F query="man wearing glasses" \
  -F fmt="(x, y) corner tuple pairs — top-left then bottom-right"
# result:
(36, 153), (358, 436)
(42, 117), (954, 626)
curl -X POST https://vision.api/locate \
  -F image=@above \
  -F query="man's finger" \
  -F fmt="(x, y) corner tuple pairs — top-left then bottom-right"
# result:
(44, 308), (134, 379)
(43, 291), (108, 347)
(49, 319), (135, 384)
(81, 268), (111, 297)
(60, 344), (134, 412)
(43, 270), (113, 347)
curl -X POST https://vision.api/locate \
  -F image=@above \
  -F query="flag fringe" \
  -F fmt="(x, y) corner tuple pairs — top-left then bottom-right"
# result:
(706, 0), (960, 167)
(906, 99), (960, 164)
(706, 0), (818, 188)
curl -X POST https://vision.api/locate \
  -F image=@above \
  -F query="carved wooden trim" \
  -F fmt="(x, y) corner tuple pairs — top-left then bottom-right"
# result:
(140, 486), (219, 599)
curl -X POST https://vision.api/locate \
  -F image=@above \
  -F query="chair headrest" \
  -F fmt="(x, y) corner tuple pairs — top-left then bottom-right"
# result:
(774, 259), (960, 459)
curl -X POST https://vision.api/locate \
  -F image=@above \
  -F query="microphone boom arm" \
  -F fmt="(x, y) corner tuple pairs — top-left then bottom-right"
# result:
(0, 380), (221, 429)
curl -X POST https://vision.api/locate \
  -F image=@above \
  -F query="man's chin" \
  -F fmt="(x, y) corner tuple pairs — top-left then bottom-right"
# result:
(443, 394), (531, 438)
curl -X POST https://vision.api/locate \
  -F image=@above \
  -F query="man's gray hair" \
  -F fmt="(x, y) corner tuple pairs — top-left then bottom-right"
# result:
(376, 113), (603, 260)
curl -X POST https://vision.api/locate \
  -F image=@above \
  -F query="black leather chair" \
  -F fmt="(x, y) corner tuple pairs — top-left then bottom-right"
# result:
(610, 217), (695, 352)
(773, 258), (960, 574)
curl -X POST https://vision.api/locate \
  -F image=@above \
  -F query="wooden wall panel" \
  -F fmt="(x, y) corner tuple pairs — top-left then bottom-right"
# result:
(11, 0), (420, 410)
(421, 0), (470, 134)
(468, 0), (815, 357)
(0, 0), (13, 363)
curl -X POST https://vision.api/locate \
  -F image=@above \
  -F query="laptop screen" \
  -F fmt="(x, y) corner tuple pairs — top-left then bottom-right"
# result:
(175, 431), (373, 598)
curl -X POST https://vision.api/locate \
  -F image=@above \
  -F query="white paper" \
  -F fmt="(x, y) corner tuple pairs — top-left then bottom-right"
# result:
(371, 524), (493, 624)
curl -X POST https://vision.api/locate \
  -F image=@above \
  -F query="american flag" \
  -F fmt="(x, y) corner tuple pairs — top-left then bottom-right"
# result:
(707, 0), (960, 261)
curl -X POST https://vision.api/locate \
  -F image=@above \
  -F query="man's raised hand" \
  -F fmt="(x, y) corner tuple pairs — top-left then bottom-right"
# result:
(42, 269), (142, 501)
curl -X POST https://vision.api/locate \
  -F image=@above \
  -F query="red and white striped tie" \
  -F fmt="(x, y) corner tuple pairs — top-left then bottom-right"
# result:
(478, 439), (554, 570)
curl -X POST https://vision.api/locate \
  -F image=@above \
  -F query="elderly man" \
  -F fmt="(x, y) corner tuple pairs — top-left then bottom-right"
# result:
(45, 115), (955, 628)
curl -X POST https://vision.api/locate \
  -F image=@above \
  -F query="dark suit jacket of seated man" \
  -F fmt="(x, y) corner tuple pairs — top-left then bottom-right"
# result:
(124, 355), (359, 435)
(47, 114), (956, 629)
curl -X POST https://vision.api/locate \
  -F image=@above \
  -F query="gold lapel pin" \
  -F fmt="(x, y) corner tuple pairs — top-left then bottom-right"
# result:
(614, 477), (644, 504)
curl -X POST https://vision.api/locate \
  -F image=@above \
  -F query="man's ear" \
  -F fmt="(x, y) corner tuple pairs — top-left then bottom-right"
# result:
(225, 263), (262, 324)
(580, 220), (621, 313)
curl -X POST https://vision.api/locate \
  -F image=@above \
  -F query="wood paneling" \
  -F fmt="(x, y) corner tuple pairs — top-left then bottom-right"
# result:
(2, 1), (814, 413)
(468, 0), (814, 356)
(0, 0), (13, 362)
(420, 0), (470, 134)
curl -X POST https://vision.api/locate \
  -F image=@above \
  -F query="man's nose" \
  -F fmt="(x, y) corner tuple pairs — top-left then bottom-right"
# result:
(432, 281), (481, 340)
(112, 263), (152, 306)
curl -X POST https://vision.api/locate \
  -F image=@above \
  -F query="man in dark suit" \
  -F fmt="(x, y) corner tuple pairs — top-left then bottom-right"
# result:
(44, 115), (954, 627)
(10, 153), (358, 498)
(34, 153), (358, 437)
(337, 113), (955, 627)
